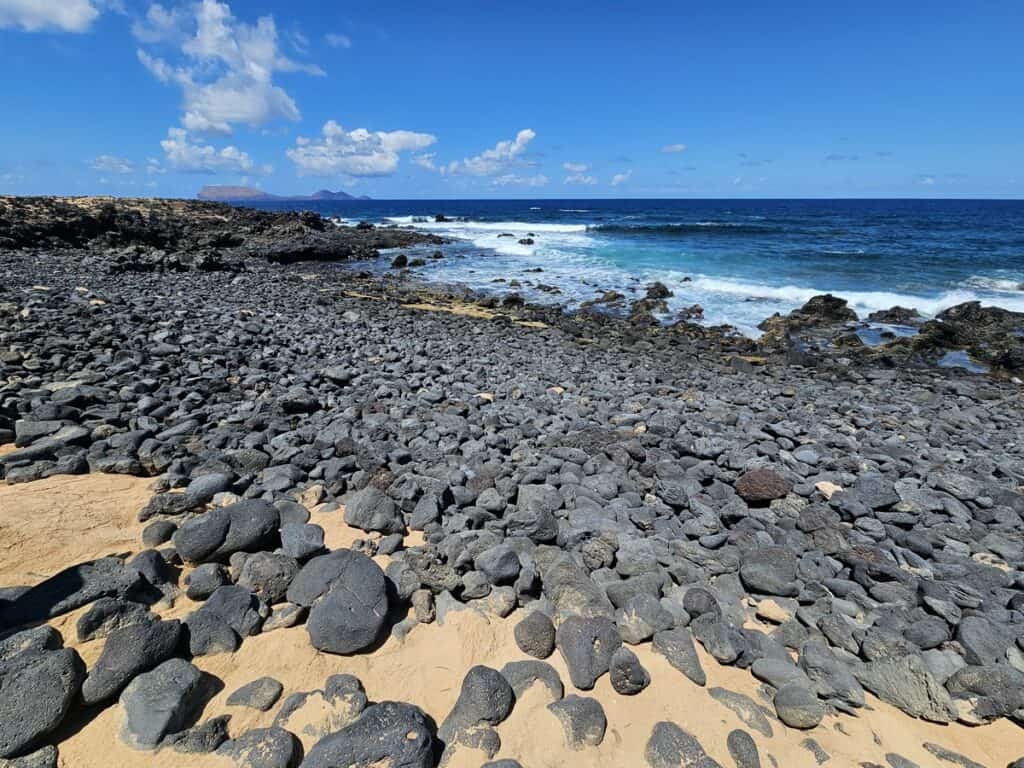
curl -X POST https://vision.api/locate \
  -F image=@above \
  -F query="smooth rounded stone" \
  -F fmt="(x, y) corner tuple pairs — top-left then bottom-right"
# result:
(736, 469), (792, 504)
(376, 533), (403, 556)
(167, 716), (231, 754)
(286, 549), (389, 655)
(652, 628), (706, 687)
(280, 523), (325, 561)
(0, 626), (60, 663)
(343, 487), (404, 534)
(644, 721), (719, 768)
(556, 615), (622, 690)
(185, 585), (265, 657)
(411, 589), (436, 623)
(185, 563), (230, 601)
(275, 500), (311, 527)
(118, 658), (206, 750)
(514, 611), (556, 659)
(81, 619), (182, 705)
(227, 677), (284, 712)
(547, 695), (607, 749)
(751, 657), (810, 689)
(141, 520), (178, 548)
(263, 602), (307, 633)
(709, 687), (773, 738)
(691, 613), (741, 665)
(609, 646), (650, 695)
(0, 557), (143, 626)
(75, 597), (153, 642)
(438, 665), (515, 744)
(481, 762), (524, 768)
(956, 615), (1012, 666)
(215, 727), (299, 768)
(798, 641), (864, 709)
(499, 660), (565, 702)
(237, 552), (300, 605)
(921, 648), (967, 686)
(273, 675), (367, 751)
(173, 500), (280, 564)
(185, 473), (234, 507)
(0, 648), (85, 759)
(853, 654), (956, 723)
(727, 728), (761, 768)
(679, 588), (720, 620)
(617, 593), (675, 645)
(945, 665), (1024, 722)
(903, 617), (950, 651)
(461, 570), (492, 599)
(301, 701), (435, 768)
(739, 547), (799, 597)
(773, 683), (825, 729)
(474, 544), (522, 585)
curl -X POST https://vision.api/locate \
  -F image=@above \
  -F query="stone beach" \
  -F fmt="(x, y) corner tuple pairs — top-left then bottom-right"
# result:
(1, 196), (1023, 767)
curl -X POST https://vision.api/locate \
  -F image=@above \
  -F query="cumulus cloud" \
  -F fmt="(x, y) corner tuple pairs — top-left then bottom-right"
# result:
(136, 0), (322, 136)
(0, 0), (100, 32)
(446, 129), (536, 176)
(491, 174), (548, 188)
(562, 162), (589, 173)
(916, 174), (937, 186)
(610, 170), (632, 187)
(325, 32), (352, 49)
(160, 127), (269, 174)
(661, 143), (688, 154)
(91, 155), (135, 174)
(288, 120), (437, 177)
(412, 153), (437, 171)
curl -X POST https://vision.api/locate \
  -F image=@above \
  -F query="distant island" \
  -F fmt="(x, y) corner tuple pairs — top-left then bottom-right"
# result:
(197, 185), (371, 202)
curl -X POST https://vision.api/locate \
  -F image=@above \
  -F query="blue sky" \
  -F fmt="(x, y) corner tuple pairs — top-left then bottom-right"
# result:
(0, 0), (1021, 199)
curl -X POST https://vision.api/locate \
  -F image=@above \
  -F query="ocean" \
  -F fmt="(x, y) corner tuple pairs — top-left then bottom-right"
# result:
(253, 199), (1024, 336)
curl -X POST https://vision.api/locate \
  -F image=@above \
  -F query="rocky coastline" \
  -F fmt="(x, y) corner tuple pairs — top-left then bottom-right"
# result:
(1, 196), (1023, 768)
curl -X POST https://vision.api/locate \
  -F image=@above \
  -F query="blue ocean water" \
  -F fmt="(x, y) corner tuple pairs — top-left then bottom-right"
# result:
(254, 199), (1024, 336)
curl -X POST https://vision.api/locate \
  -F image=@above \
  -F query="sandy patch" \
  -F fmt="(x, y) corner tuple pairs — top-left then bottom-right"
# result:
(0, 443), (16, 457)
(0, 474), (153, 586)
(1, 476), (1020, 768)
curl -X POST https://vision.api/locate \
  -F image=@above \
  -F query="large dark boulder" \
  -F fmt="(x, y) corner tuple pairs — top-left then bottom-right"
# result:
(172, 500), (280, 564)
(0, 648), (85, 758)
(286, 550), (389, 655)
(81, 619), (182, 705)
(0, 558), (144, 627)
(301, 701), (435, 768)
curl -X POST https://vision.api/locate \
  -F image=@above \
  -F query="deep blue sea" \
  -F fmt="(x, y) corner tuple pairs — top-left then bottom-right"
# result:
(253, 199), (1024, 336)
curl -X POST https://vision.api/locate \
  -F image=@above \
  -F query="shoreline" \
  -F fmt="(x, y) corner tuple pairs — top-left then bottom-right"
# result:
(1, 196), (1023, 767)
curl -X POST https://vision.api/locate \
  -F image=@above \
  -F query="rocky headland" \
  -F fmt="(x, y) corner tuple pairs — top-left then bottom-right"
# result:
(0, 196), (1023, 768)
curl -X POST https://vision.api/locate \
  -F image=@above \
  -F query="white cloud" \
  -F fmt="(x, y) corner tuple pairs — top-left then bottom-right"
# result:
(565, 173), (597, 185)
(325, 32), (352, 49)
(287, 120), (437, 177)
(917, 174), (937, 186)
(160, 127), (270, 174)
(610, 170), (632, 187)
(412, 153), (437, 171)
(661, 143), (688, 154)
(136, 0), (322, 136)
(446, 129), (536, 176)
(562, 162), (589, 173)
(91, 155), (135, 175)
(0, 0), (100, 32)
(491, 174), (548, 188)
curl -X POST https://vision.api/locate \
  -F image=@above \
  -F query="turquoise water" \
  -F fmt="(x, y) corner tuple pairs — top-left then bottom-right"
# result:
(255, 199), (1024, 336)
